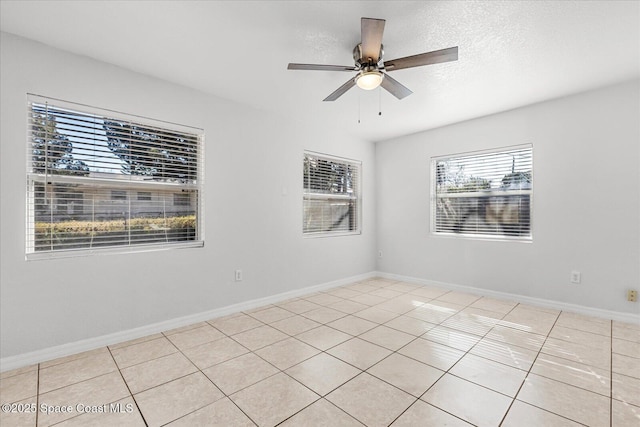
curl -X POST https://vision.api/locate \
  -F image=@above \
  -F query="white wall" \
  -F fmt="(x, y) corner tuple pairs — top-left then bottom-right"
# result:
(2, 31), (637, 363)
(0, 32), (376, 358)
(376, 79), (640, 314)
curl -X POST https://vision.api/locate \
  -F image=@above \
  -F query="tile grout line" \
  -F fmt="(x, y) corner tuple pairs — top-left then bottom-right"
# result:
(110, 336), (181, 370)
(33, 364), (120, 396)
(34, 363), (40, 427)
(496, 308), (576, 426)
(609, 320), (613, 427)
(106, 346), (149, 427)
(607, 326), (640, 420)
(494, 301), (543, 426)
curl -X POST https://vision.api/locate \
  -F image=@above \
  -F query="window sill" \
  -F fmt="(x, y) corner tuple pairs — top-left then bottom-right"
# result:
(303, 231), (362, 239)
(25, 240), (204, 261)
(430, 232), (532, 243)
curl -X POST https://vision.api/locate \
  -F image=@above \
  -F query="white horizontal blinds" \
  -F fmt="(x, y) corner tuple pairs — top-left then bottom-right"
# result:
(303, 152), (361, 235)
(30, 103), (199, 181)
(433, 145), (533, 239)
(26, 96), (203, 256)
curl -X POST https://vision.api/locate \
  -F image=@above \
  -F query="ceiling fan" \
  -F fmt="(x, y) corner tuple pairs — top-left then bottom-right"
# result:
(288, 17), (458, 102)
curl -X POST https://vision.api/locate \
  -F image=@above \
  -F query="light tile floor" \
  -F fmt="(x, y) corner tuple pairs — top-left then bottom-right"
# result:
(1, 278), (639, 426)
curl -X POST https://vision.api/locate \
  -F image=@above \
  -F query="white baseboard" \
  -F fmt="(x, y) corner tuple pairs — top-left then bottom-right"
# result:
(3, 270), (637, 373)
(0, 271), (376, 373)
(375, 271), (640, 324)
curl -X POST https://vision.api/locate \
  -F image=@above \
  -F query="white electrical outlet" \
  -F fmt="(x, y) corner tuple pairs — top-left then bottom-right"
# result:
(570, 270), (581, 284)
(235, 270), (243, 282)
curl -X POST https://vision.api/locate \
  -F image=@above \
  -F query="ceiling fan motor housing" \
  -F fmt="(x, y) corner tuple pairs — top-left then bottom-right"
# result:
(353, 43), (384, 69)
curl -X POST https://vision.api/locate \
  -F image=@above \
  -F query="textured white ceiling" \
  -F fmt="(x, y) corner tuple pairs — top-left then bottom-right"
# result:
(1, 1), (639, 142)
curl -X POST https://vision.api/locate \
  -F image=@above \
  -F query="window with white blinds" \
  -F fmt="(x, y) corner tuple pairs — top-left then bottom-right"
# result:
(303, 152), (361, 236)
(432, 145), (532, 240)
(26, 95), (204, 259)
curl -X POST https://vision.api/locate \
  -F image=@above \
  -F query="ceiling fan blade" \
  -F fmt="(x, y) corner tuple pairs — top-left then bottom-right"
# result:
(384, 46), (458, 71)
(323, 78), (356, 102)
(361, 18), (385, 62)
(288, 63), (357, 72)
(380, 73), (412, 100)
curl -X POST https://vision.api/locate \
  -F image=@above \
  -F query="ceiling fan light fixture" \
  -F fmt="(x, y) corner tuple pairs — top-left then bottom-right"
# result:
(356, 70), (383, 90)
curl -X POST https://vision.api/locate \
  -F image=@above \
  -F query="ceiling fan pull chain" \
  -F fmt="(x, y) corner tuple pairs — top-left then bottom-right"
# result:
(379, 87), (382, 116)
(358, 92), (361, 124)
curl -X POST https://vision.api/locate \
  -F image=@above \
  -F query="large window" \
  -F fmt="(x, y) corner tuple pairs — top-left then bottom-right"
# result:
(303, 151), (361, 236)
(432, 145), (532, 240)
(26, 95), (204, 259)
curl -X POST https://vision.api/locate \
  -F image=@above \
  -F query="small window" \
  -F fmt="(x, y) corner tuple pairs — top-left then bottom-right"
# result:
(26, 94), (204, 259)
(303, 151), (361, 236)
(112, 190), (127, 201)
(173, 193), (190, 207)
(431, 145), (532, 240)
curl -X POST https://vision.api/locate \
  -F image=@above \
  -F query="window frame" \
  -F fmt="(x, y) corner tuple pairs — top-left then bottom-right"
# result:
(302, 151), (362, 238)
(430, 144), (533, 242)
(25, 94), (205, 260)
